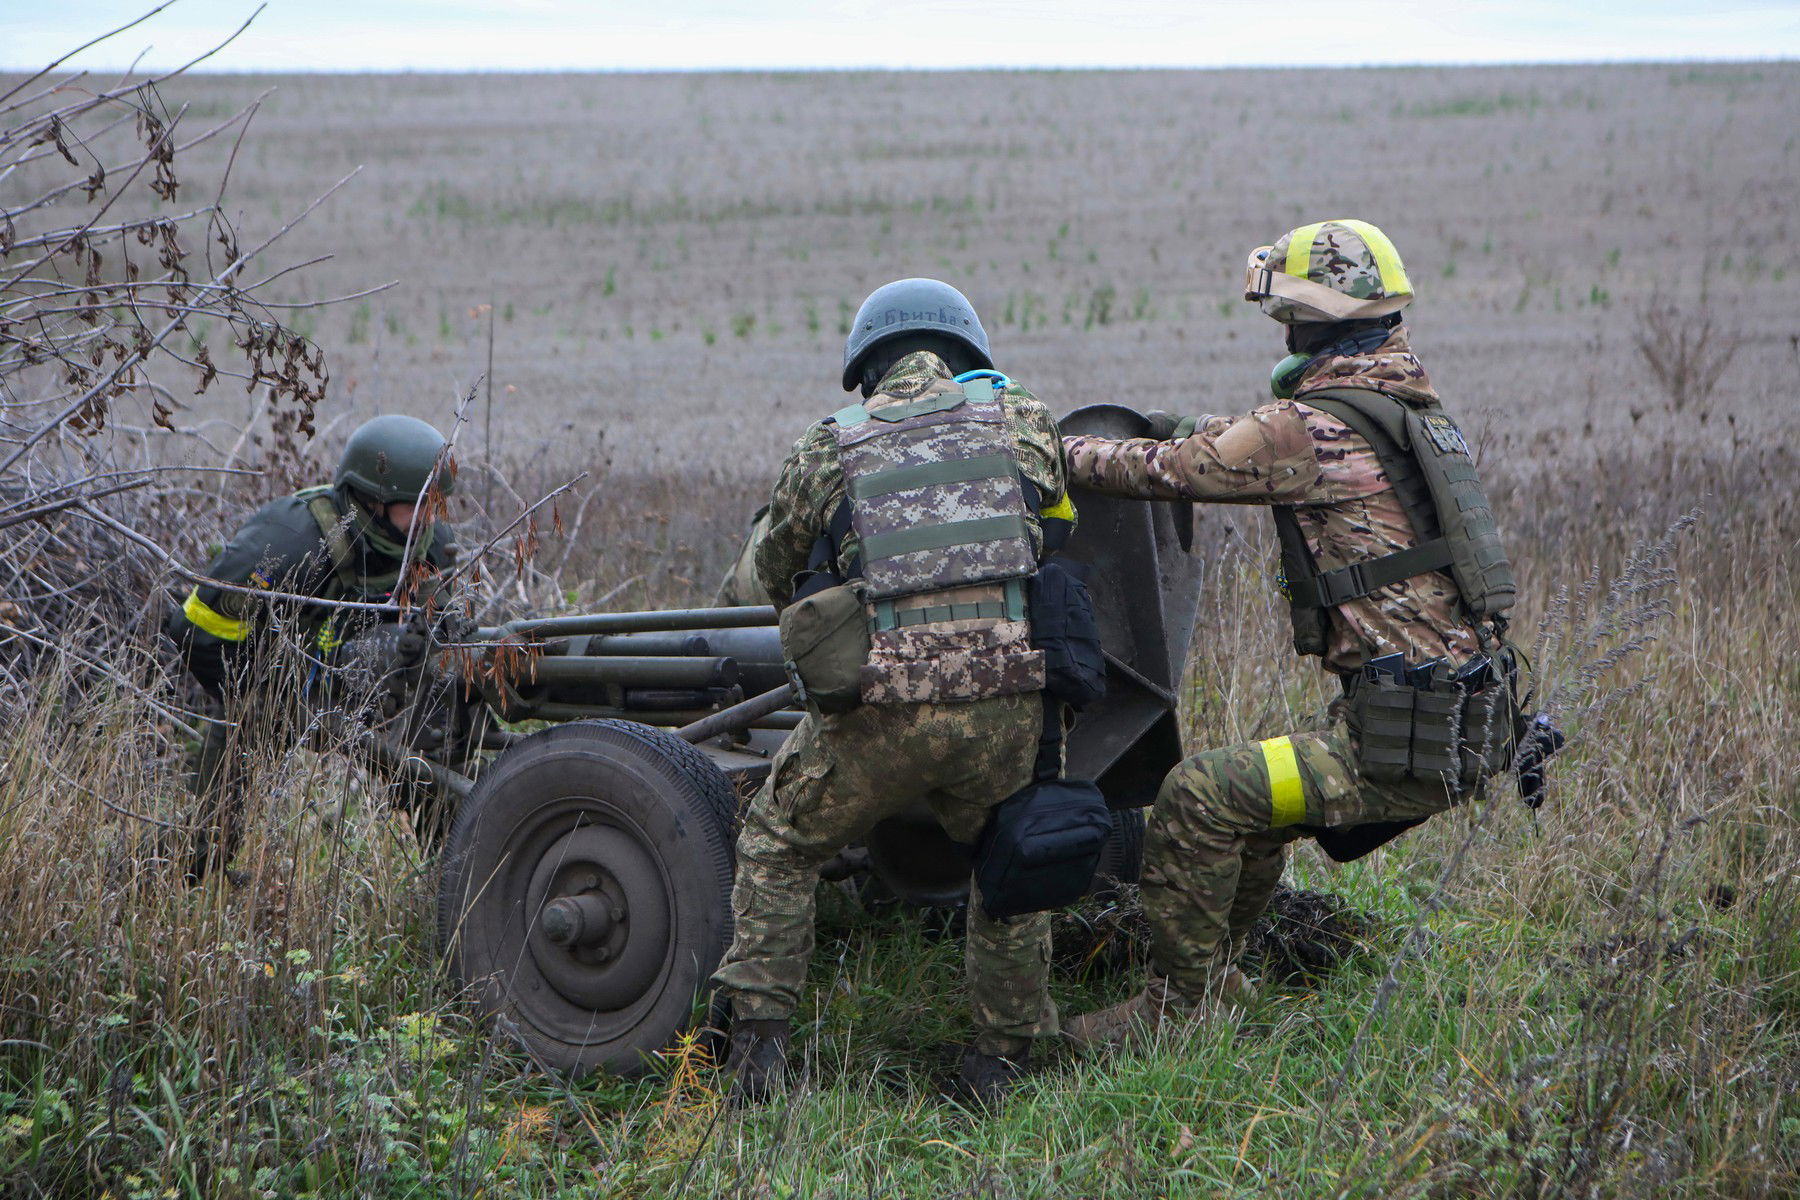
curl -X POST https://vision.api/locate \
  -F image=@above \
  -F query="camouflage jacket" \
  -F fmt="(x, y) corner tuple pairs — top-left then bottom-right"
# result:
(1062, 327), (1479, 674)
(756, 351), (1069, 608)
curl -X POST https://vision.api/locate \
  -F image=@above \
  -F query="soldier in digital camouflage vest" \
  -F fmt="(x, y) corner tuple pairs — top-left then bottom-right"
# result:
(1060, 220), (1520, 1047)
(711, 278), (1076, 1105)
(163, 414), (458, 882)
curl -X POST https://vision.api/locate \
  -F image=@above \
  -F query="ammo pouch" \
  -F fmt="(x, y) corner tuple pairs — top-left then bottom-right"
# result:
(1028, 559), (1106, 708)
(973, 775), (1111, 920)
(777, 582), (871, 714)
(1344, 673), (1514, 787)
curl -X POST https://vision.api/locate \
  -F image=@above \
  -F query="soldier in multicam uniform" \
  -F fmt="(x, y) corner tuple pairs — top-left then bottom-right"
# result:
(710, 278), (1076, 1104)
(1060, 220), (1519, 1045)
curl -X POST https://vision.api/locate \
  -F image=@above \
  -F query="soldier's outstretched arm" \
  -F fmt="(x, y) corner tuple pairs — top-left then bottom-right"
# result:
(1061, 400), (1324, 506)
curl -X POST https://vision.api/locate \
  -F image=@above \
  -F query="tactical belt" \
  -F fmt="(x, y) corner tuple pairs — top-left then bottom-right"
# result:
(1285, 539), (1455, 607)
(869, 577), (1027, 633)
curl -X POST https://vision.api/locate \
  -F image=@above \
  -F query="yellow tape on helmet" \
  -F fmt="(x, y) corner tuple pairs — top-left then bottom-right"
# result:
(1336, 218), (1412, 297)
(1282, 222), (1327, 280)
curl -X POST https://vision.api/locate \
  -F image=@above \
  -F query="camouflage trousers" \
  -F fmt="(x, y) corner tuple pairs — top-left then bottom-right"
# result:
(1142, 720), (1456, 1003)
(711, 692), (1058, 1057)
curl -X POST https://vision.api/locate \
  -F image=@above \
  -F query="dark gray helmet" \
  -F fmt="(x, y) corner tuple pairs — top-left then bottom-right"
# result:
(840, 277), (993, 391)
(335, 414), (455, 503)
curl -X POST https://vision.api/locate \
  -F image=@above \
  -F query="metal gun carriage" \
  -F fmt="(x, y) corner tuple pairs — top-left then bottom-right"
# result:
(371, 406), (1199, 1075)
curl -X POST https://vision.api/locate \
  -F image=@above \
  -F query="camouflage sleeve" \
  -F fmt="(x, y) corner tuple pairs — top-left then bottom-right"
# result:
(754, 423), (841, 609)
(1002, 383), (1071, 544)
(1061, 400), (1323, 505)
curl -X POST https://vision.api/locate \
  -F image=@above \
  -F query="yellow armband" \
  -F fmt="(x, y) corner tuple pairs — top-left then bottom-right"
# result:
(183, 588), (251, 642)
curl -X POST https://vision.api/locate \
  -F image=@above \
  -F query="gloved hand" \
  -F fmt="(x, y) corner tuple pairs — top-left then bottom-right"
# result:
(393, 607), (474, 668)
(394, 620), (431, 669)
(1142, 410), (1199, 441)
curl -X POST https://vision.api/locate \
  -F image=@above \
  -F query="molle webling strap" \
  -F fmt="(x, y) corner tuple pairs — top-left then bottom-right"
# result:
(300, 487), (363, 599)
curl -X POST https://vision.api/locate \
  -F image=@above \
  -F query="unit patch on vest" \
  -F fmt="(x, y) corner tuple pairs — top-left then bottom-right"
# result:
(1419, 412), (1470, 457)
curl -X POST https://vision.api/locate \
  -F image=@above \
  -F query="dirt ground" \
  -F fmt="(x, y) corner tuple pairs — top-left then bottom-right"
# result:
(121, 63), (1796, 511)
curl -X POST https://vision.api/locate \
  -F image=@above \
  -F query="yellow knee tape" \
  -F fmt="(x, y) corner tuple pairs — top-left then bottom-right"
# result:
(1259, 736), (1306, 827)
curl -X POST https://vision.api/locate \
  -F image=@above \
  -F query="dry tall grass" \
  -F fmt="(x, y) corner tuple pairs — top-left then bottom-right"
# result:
(0, 426), (1793, 1195)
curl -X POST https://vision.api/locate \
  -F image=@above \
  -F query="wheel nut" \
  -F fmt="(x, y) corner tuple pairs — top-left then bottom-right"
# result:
(541, 893), (615, 949)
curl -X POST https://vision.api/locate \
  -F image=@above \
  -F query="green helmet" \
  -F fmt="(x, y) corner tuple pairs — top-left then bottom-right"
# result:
(335, 415), (454, 503)
(1243, 219), (1414, 324)
(841, 277), (993, 391)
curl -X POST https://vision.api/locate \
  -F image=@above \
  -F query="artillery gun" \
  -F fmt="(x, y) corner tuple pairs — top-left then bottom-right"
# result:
(370, 405), (1199, 1077)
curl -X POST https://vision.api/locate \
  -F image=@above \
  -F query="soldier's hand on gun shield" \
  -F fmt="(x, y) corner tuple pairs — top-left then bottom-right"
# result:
(1142, 410), (1200, 441)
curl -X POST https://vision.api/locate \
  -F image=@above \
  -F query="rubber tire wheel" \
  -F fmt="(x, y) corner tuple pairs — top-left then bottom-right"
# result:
(1089, 806), (1145, 899)
(437, 719), (737, 1077)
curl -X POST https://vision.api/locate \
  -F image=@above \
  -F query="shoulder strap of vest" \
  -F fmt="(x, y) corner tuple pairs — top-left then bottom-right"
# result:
(298, 487), (360, 599)
(1284, 387), (1453, 608)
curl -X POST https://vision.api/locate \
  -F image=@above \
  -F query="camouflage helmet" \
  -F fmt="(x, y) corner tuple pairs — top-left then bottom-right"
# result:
(1243, 219), (1414, 324)
(841, 277), (993, 391)
(335, 414), (455, 503)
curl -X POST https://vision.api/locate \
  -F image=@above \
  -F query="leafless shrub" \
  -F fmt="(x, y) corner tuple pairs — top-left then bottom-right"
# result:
(0, 9), (367, 707)
(1633, 290), (1743, 419)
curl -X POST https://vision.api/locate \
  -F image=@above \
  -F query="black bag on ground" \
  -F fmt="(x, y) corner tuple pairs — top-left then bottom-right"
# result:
(973, 777), (1112, 920)
(1028, 559), (1106, 708)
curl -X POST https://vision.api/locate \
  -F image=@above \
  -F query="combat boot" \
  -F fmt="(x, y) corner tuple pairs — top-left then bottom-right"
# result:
(1062, 967), (1253, 1052)
(949, 1044), (1030, 1108)
(723, 1017), (791, 1103)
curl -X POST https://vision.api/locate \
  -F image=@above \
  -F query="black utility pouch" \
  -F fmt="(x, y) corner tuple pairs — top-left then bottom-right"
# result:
(1028, 559), (1106, 708)
(1346, 675), (1416, 781)
(973, 778), (1111, 920)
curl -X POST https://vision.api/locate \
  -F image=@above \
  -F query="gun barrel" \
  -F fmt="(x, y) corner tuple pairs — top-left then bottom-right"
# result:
(525, 655), (738, 689)
(482, 605), (777, 641)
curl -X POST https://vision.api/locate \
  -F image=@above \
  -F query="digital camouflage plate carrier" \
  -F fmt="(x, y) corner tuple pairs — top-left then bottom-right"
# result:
(829, 377), (1044, 704)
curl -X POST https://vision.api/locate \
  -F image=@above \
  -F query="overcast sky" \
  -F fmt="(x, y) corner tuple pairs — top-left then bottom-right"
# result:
(6, 0), (1799, 73)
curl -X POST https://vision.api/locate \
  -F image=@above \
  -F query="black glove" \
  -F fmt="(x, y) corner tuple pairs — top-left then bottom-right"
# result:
(393, 607), (474, 668)
(1142, 410), (1199, 441)
(1515, 714), (1567, 808)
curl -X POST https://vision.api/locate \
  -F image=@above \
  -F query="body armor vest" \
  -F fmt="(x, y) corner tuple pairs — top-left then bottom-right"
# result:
(828, 378), (1044, 703)
(297, 485), (443, 650)
(1272, 386), (1515, 658)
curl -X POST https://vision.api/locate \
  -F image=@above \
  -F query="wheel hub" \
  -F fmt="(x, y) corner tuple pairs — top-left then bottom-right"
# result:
(524, 819), (671, 1013)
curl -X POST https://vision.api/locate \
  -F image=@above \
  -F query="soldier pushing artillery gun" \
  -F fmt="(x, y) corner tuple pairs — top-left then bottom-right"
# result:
(162, 238), (1563, 1093)
(160, 398), (1204, 1084)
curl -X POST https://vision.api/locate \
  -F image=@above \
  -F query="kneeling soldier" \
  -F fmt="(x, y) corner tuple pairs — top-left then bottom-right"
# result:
(1060, 220), (1520, 1044)
(711, 278), (1075, 1104)
(164, 414), (457, 881)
